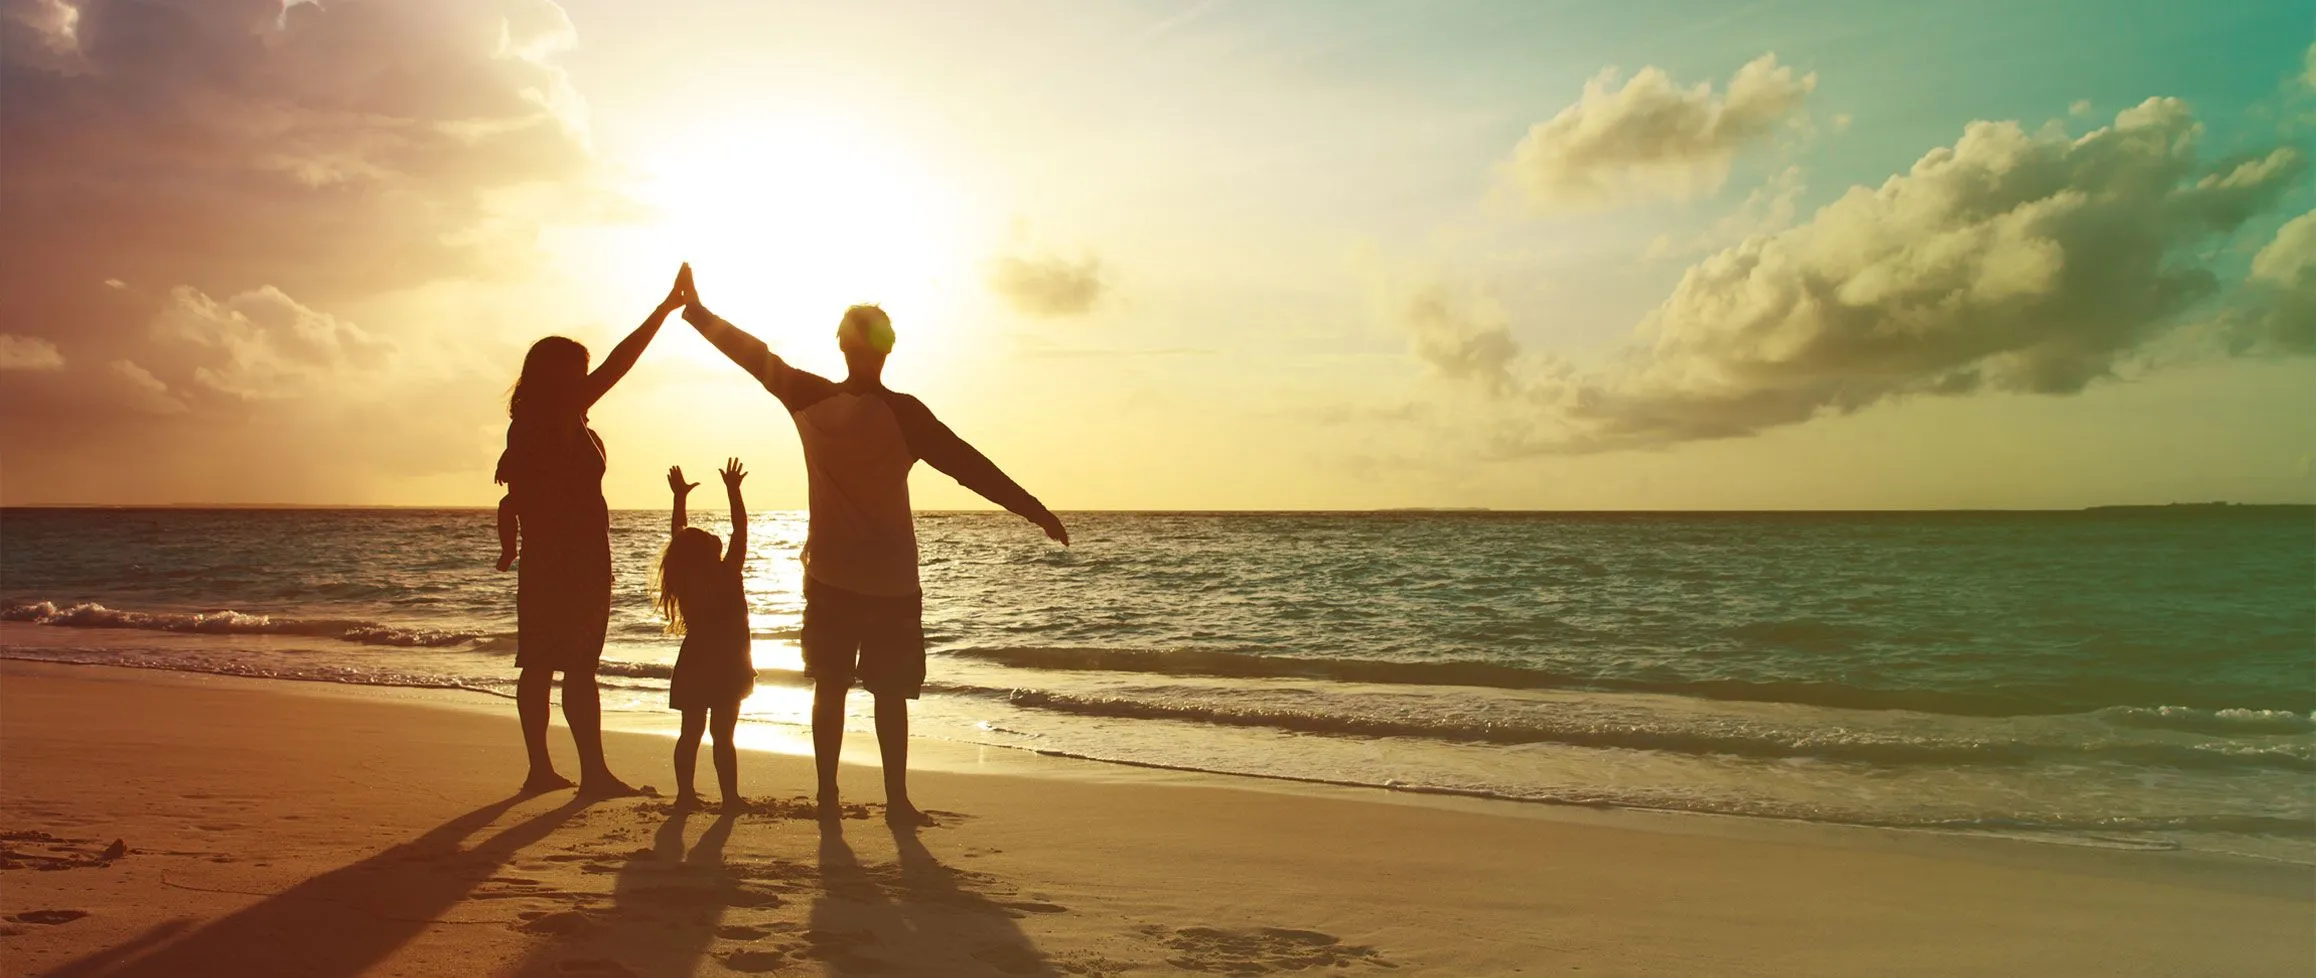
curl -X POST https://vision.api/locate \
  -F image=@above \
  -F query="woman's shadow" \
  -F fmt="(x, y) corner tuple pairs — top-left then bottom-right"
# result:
(808, 820), (1060, 975)
(38, 795), (588, 978)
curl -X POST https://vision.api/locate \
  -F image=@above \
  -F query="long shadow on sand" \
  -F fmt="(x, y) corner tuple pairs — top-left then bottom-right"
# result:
(38, 795), (586, 978)
(805, 820), (1062, 976)
(504, 808), (746, 978)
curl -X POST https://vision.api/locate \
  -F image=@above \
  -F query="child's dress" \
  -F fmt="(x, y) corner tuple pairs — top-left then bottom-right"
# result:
(669, 554), (755, 709)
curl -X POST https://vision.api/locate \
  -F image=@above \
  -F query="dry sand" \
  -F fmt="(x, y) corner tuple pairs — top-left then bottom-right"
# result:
(1, 661), (2308, 977)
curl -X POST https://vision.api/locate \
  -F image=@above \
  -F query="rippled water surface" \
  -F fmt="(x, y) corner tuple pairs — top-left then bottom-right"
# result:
(4, 507), (2310, 860)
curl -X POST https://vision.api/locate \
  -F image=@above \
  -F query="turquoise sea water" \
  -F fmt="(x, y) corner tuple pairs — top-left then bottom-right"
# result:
(3, 507), (2310, 860)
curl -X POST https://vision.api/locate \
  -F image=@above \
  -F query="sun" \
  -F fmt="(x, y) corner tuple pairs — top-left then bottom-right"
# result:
(629, 113), (971, 355)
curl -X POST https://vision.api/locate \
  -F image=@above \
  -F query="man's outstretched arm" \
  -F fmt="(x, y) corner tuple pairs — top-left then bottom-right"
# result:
(683, 303), (781, 389)
(891, 396), (1068, 544)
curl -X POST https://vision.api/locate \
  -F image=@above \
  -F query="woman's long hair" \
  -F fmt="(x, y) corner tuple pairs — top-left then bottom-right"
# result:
(654, 527), (723, 635)
(509, 336), (589, 420)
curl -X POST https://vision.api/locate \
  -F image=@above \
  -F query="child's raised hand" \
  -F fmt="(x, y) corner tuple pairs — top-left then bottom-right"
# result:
(669, 465), (699, 495)
(720, 457), (746, 489)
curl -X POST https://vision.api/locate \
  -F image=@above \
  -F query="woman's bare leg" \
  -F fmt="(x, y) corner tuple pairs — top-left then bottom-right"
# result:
(566, 666), (639, 797)
(517, 666), (572, 793)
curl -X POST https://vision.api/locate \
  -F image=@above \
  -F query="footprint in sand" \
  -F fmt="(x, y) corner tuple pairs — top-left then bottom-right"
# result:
(1144, 925), (1394, 973)
(716, 924), (769, 941)
(719, 949), (791, 974)
(8, 910), (90, 925)
(515, 911), (603, 937)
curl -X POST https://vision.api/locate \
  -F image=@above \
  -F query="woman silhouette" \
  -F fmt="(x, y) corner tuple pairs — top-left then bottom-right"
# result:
(495, 264), (691, 797)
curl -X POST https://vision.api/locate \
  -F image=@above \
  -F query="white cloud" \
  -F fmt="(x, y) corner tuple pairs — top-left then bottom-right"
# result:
(988, 253), (1109, 318)
(0, 334), (64, 371)
(1434, 100), (2308, 451)
(1645, 165), (1805, 259)
(1505, 54), (1816, 211)
(2221, 209), (2316, 355)
(152, 286), (392, 400)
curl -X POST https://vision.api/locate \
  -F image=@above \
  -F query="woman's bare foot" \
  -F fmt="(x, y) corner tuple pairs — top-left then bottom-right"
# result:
(884, 802), (935, 827)
(577, 775), (646, 799)
(520, 771), (576, 795)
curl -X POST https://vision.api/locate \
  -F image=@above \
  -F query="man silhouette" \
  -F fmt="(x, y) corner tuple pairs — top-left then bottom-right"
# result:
(683, 286), (1067, 825)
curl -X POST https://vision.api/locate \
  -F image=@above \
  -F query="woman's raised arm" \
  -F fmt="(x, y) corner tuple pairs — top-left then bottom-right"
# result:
(581, 264), (691, 408)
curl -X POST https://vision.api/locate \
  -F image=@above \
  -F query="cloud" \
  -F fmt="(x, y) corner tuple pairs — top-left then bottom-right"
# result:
(2219, 208), (2316, 355)
(2305, 41), (2316, 88)
(1426, 99), (2308, 452)
(108, 360), (189, 416)
(988, 253), (1109, 317)
(0, 0), (594, 501)
(1645, 165), (1805, 259)
(1506, 54), (1816, 211)
(153, 285), (392, 399)
(0, 334), (64, 371)
(1400, 285), (1522, 396)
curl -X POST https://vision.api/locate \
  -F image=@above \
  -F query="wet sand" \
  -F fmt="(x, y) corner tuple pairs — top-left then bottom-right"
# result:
(1, 660), (2307, 976)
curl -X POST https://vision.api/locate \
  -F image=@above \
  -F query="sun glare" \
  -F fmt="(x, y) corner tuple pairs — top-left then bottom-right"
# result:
(630, 115), (972, 356)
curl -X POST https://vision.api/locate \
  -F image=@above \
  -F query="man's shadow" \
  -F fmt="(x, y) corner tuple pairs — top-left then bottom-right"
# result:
(39, 795), (588, 978)
(808, 820), (1059, 976)
(505, 808), (743, 977)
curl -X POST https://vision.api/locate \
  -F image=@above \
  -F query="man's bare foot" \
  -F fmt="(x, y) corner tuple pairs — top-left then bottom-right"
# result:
(520, 771), (576, 795)
(577, 776), (647, 799)
(884, 802), (935, 827)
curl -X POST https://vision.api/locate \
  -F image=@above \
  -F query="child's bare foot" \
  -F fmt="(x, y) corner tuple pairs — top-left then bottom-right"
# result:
(884, 802), (935, 827)
(578, 776), (646, 799)
(520, 771), (575, 795)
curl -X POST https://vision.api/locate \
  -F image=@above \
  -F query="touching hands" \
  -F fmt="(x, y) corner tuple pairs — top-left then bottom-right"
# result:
(658, 262), (695, 314)
(668, 466), (699, 496)
(719, 457), (746, 490)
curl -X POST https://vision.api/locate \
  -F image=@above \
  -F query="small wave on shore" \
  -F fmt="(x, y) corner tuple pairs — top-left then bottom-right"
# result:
(2, 600), (480, 648)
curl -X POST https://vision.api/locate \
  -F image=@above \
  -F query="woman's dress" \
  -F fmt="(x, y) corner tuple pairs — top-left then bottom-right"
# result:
(497, 413), (612, 673)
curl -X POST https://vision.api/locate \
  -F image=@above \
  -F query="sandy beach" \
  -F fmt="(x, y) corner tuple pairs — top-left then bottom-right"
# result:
(0, 660), (2308, 977)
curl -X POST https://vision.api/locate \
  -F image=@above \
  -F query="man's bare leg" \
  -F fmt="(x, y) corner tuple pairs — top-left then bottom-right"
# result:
(812, 679), (849, 819)
(874, 694), (931, 825)
(516, 666), (573, 793)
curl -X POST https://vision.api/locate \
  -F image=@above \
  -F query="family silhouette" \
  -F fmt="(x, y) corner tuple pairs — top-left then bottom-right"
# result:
(493, 264), (1069, 821)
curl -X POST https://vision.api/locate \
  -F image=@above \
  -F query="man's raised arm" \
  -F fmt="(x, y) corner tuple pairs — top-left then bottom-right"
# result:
(890, 396), (1069, 545)
(683, 303), (781, 389)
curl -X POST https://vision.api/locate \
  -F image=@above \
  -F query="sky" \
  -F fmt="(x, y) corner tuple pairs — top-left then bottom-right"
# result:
(1, 0), (2311, 510)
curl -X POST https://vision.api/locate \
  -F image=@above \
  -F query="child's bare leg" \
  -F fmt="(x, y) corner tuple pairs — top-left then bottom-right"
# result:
(673, 707), (707, 808)
(811, 679), (848, 817)
(710, 704), (741, 807)
(517, 666), (572, 793)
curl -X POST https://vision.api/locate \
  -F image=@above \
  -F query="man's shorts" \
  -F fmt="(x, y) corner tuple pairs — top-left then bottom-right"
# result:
(800, 577), (926, 698)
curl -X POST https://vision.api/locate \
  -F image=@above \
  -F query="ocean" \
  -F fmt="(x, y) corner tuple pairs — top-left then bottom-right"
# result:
(3, 507), (2310, 861)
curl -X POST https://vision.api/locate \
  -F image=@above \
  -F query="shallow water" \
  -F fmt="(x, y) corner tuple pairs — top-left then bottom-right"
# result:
(3, 507), (2310, 861)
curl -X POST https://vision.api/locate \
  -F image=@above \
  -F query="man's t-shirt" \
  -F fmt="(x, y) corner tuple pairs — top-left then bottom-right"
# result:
(700, 314), (1044, 597)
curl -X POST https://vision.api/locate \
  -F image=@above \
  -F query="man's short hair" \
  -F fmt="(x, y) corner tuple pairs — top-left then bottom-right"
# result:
(837, 305), (895, 355)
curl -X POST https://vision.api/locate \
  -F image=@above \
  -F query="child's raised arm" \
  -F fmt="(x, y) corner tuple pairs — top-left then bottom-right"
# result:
(720, 458), (747, 563)
(668, 466), (699, 538)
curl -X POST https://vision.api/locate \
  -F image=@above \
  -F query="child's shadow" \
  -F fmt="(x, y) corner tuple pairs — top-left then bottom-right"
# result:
(807, 820), (1060, 976)
(508, 809), (743, 978)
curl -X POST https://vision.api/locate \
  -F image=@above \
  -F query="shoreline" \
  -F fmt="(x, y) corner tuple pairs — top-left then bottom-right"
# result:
(4, 642), (2313, 878)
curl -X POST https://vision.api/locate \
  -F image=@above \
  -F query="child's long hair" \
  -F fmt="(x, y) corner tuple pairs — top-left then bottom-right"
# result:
(654, 527), (723, 634)
(509, 336), (589, 421)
